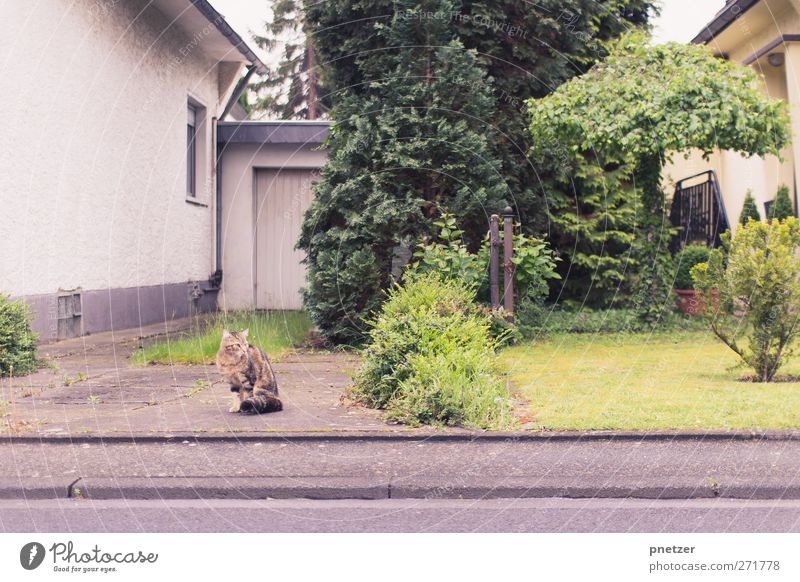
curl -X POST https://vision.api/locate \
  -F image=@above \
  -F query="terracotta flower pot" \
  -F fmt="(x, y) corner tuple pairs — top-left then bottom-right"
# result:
(674, 289), (719, 316)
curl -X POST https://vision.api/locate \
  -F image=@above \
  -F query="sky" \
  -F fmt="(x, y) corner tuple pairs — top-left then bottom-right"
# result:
(651, 0), (725, 44)
(211, 0), (728, 64)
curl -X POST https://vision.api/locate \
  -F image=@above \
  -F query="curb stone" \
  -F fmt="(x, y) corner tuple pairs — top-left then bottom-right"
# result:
(2, 429), (799, 444)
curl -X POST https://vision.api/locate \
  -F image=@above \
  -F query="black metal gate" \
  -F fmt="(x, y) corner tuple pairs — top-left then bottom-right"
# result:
(669, 170), (730, 251)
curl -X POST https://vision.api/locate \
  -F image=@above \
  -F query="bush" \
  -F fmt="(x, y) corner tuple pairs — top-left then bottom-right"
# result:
(0, 294), (39, 377)
(739, 190), (761, 225)
(691, 217), (800, 381)
(351, 274), (513, 429)
(770, 185), (794, 221)
(409, 213), (487, 290)
(673, 244), (711, 290)
(409, 212), (560, 306)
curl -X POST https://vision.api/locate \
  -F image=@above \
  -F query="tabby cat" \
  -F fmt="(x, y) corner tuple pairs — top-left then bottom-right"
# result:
(216, 329), (282, 414)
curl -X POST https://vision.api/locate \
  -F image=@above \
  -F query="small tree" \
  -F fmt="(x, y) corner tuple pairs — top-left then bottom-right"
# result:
(0, 295), (39, 377)
(691, 218), (800, 382)
(739, 190), (761, 225)
(528, 33), (790, 313)
(770, 185), (794, 221)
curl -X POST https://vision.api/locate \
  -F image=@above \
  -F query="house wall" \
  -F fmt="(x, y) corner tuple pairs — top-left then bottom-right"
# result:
(0, 0), (241, 340)
(218, 143), (327, 310)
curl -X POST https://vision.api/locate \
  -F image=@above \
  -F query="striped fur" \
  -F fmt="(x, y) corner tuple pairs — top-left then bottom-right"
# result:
(216, 329), (282, 414)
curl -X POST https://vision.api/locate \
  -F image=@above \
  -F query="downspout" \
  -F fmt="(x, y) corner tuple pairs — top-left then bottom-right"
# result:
(215, 133), (223, 278)
(210, 64), (258, 291)
(207, 116), (223, 291)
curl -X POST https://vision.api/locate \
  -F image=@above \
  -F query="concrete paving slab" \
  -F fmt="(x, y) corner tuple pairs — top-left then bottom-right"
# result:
(0, 318), (392, 437)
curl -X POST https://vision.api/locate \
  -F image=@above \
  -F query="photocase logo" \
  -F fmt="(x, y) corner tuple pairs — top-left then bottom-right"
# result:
(20, 542), (46, 570)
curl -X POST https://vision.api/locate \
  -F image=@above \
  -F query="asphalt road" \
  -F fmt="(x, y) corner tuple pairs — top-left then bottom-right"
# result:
(3, 498), (800, 532)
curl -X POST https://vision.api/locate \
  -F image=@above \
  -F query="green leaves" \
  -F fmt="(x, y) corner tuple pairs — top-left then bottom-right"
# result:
(298, 1), (509, 343)
(0, 294), (39, 377)
(352, 273), (513, 429)
(408, 212), (560, 303)
(529, 32), (790, 163)
(527, 32), (790, 311)
(692, 218), (800, 381)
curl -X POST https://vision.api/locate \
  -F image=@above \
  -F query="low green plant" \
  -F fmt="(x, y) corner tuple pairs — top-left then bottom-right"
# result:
(739, 190), (761, 225)
(63, 371), (86, 386)
(132, 311), (312, 365)
(518, 307), (706, 336)
(0, 294), (39, 377)
(692, 217), (800, 382)
(352, 274), (513, 429)
(409, 213), (486, 289)
(673, 244), (711, 290)
(770, 185), (794, 221)
(409, 212), (560, 305)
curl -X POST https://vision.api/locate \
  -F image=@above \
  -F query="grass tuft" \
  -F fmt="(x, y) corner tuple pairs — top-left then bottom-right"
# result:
(131, 311), (312, 366)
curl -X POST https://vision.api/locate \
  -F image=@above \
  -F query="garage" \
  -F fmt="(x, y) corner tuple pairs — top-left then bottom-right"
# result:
(216, 120), (330, 311)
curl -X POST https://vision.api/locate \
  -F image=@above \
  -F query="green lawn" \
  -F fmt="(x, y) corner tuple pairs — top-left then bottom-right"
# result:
(131, 311), (313, 366)
(499, 331), (800, 431)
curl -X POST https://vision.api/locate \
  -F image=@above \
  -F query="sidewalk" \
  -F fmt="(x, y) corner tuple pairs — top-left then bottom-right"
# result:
(4, 321), (800, 502)
(0, 319), (396, 437)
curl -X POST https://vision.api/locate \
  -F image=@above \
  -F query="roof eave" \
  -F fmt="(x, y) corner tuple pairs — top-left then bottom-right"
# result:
(692, 0), (760, 45)
(190, 0), (268, 75)
(217, 121), (331, 145)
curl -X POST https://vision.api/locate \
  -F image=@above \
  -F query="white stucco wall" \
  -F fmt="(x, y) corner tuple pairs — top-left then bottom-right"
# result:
(0, 0), (240, 297)
(218, 142), (328, 309)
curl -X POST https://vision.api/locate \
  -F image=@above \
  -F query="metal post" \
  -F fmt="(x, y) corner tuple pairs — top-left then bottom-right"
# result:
(489, 215), (500, 309)
(502, 206), (514, 318)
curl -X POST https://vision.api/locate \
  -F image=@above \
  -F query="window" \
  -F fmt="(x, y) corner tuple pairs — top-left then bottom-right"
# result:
(187, 104), (197, 197)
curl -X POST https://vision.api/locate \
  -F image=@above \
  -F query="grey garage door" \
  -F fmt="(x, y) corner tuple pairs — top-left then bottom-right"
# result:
(254, 169), (316, 310)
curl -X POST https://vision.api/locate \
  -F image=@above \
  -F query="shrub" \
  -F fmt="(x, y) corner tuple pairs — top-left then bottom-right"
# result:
(409, 213), (487, 290)
(739, 190), (761, 225)
(673, 244), (711, 290)
(770, 185), (794, 221)
(409, 212), (560, 306)
(351, 274), (513, 429)
(691, 217), (800, 381)
(0, 294), (39, 377)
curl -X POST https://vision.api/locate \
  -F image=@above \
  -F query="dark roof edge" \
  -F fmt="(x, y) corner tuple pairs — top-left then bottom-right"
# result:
(692, 0), (760, 45)
(217, 120), (331, 145)
(191, 0), (268, 75)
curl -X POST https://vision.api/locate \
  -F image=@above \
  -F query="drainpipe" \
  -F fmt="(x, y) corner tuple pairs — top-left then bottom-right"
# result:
(215, 134), (223, 279)
(206, 116), (223, 292)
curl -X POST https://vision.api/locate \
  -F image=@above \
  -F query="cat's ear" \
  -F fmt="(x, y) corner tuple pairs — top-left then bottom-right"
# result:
(222, 329), (231, 339)
(241, 328), (249, 339)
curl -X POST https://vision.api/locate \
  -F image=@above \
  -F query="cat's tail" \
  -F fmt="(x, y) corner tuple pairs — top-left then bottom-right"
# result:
(240, 392), (283, 414)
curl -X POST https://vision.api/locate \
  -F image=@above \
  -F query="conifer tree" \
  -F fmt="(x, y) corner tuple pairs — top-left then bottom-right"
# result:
(250, 0), (328, 119)
(298, 0), (507, 344)
(770, 185), (794, 221)
(739, 190), (761, 225)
